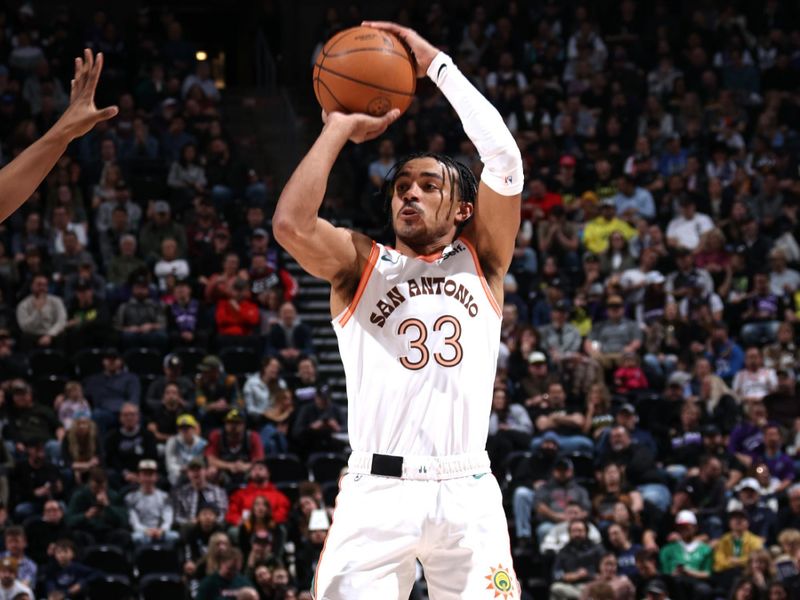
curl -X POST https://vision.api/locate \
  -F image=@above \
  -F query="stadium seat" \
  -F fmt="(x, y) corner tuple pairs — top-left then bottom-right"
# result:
(265, 453), (308, 483)
(86, 574), (134, 600)
(219, 346), (261, 375)
(29, 348), (71, 378)
(308, 452), (348, 484)
(276, 482), (300, 505)
(140, 573), (186, 600)
(135, 544), (181, 577)
(83, 544), (130, 577)
(73, 347), (106, 378)
(173, 346), (205, 374)
(123, 347), (163, 376)
(567, 453), (596, 485)
(33, 375), (68, 405)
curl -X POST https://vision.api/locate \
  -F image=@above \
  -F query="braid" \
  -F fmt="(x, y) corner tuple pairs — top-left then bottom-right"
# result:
(379, 152), (478, 234)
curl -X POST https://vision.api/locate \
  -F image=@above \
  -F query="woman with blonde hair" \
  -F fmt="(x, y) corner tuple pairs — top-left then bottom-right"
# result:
(583, 383), (614, 440)
(774, 528), (800, 582)
(739, 548), (776, 595)
(60, 410), (100, 484)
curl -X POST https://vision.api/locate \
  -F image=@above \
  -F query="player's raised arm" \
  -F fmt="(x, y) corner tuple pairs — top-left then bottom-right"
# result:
(0, 49), (118, 223)
(272, 109), (399, 287)
(363, 22), (523, 279)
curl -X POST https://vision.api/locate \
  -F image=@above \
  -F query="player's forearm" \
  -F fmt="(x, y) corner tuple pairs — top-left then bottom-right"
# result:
(0, 122), (72, 222)
(427, 52), (523, 196)
(273, 119), (351, 240)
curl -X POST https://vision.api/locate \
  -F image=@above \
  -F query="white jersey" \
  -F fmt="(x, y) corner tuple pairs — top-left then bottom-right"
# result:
(333, 238), (501, 457)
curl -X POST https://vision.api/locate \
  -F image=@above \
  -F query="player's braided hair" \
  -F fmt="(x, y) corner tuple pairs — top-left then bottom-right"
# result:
(379, 152), (478, 233)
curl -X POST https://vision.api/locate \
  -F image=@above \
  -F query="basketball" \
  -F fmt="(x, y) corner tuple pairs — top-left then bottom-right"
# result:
(313, 26), (416, 117)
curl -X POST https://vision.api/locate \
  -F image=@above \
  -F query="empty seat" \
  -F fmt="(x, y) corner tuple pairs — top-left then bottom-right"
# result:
(173, 346), (205, 374)
(74, 347), (106, 378)
(123, 347), (163, 376)
(566, 453), (596, 483)
(265, 453), (308, 483)
(135, 544), (181, 577)
(83, 544), (130, 577)
(140, 573), (186, 600)
(86, 574), (133, 600)
(276, 482), (300, 505)
(33, 375), (68, 405)
(308, 452), (348, 484)
(29, 348), (71, 378)
(219, 346), (260, 376)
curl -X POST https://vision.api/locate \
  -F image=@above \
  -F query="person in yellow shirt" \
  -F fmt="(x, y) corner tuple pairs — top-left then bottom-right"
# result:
(583, 198), (637, 255)
(713, 509), (764, 589)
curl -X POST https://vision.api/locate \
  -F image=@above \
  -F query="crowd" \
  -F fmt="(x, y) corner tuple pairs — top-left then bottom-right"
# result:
(0, 1), (799, 599)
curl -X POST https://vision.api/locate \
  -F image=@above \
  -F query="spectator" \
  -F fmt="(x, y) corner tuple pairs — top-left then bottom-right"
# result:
(225, 461), (290, 526)
(243, 357), (287, 426)
(266, 302), (314, 370)
(728, 402), (768, 469)
(0, 527), (35, 589)
(733, 347), (778, 404)
(147, 382), (188, 443)
(41, 539), (95, 599)
(126, 459), (179, 547)
(541, 501), (603, 555)
(584, 295), (642, 370)
(181, 507), (225, 585)
(113, 275), (167, 349)
(613, 173), (655, 221)
(165, 415), (208, 487)
(145, 353), (195, 415)
(60, 411), (101, 485)
(206, 408), (264, 488)
(729, 477), (777, 544)
(583, 198), (637, 255)
(714, 509), (764, 585)
(194, 355), (243, 428)
(0, 557), (32, 600)
(83, 348), (141, 432)
(139, 200), (188, 263)
(15, 273), (66, 350)
(666, 196), (715, 251)
(706, 321), (745, 383)
(167, 278), (208, 348)
(173, 457), (228, 528)
(24, 500), (73, 566)
(777, 485), (800, 533)
(10, 437), (64, 522)
(215, 277), (260, 350)
(65, 467), (129, 546)
(659, 510), (713, 599)
(63, 277), (112, 352)
(259, 388), (295, 455)
(291, 385), (345, 456)
(167, 142), (207, 204)
(530, 382), (592, 454)
(550, 519), (605, 600)
(103, 403), (158, 485)
(196, 546), (258, 600)
(106, 234), (146, 288)
(154, 237), (190, 291)
(538, 300), (582, 362)
(582, 553), (636, 600)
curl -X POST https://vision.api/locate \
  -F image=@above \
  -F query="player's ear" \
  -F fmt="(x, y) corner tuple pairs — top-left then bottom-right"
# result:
(455, 200), (473, 224)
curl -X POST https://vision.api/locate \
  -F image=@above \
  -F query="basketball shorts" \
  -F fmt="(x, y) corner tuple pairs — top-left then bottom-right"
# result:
(313, 451), (519, 600)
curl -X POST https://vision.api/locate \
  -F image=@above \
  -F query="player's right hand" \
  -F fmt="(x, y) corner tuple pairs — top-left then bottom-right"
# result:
(59, 49), (119, 140)
(322, 109), (401, 144)
(361, 21), (439, 77)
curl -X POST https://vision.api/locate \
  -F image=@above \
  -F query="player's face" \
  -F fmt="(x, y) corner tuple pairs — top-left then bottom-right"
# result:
(391, 157), (472, 249)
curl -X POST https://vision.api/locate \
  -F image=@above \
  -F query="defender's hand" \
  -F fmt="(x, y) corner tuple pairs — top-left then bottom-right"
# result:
(322, 109), (400, 144)
(361, 21), (439, 77)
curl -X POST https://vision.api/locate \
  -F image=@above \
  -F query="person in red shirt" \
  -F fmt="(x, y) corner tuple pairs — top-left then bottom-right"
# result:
(613, 352), (650, 394)
(206, 408), (265, 489)
(225, 460), (290, 525)
(216, 277), (260, 350)
(522, 176), (563, 221)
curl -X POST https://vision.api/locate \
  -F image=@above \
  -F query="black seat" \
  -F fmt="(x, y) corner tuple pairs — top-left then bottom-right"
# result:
(83, 544), (130, 577)
(29, 348), (71, 378)
(140, 573), (186, 600)
(219, 346), (260, 376)
(173, 346), (205, 374)
(308, 452), (348, 484)
(33, 375), (68, 405)
(276, 482), (300, 505)
(86, 574), (133, 600)
(135, 544), (181, 576)
(123, 347), (163, 376)
(74, 347), (106, 379)
(265, 453), (308, 483)
(566, 453), (596, 484)
(321, 481), (340, 506)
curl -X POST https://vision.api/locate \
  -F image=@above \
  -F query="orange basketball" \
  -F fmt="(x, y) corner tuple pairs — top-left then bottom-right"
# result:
(313, 26), (416, 117)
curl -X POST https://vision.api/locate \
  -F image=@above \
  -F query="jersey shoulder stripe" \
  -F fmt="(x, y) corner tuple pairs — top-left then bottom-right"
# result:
(337, 241), (379, 327)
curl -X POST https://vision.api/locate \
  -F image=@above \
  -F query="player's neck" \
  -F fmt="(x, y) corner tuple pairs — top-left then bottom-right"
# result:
(394, 235), (456, 260)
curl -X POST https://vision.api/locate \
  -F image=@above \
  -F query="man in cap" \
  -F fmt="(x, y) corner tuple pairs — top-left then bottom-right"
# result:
(585, 294), (642, 370)
(613, 172), (655, 221)
(139, 199), (188, 262)
(225, 460), (290, 526)
(9, 437), (64, 522)
(713, 509), (763, 585)
(113, 274), (167, 349)
(173, 455), (227, 528)
(0, 48), (117, 224)
(731, 476), (776, 542)
(659, 510), (713, 599)
(64, 275), (111, 352)
(146, 352), (195, 413)
(550, 519), (604, 600)
(583, 196), (637, 254)
(205, 408), (264, 488)
(104, 402), (158, 484)
(539, 299), (582, 361)
(701, 425), (745, 491)
(83, 347), (141, 432)
(666, 196), (714, 251)
(194, 354), (243, 429)
(125, 459), (179, 547)
(665, 246), (714, 300)
(0, 556), (32, 600)
(515, 351), (557, 407)
(165, 414), (208, 487)
(530, 381), (593, 454)
(15, 273), (67, 350)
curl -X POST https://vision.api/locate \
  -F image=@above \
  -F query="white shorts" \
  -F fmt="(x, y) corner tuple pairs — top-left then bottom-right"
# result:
(313, 452), (519, 600)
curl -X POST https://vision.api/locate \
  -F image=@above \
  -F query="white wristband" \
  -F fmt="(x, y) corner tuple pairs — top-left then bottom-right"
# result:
(426, 52), (524, 196)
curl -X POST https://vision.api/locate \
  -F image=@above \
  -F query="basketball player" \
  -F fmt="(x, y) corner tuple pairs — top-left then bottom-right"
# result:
(0, 50), (117, 223)
(274, 22), (523, 600)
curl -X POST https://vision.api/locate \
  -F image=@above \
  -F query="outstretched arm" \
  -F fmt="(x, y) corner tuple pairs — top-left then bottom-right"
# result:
(273, 110), (398, 311)
(0, 49), (118, 223)
(363, 22), (523, 285)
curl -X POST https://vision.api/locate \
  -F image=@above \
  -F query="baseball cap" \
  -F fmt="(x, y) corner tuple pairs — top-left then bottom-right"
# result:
(737, 477), (760, 492)
(164, 353), (182, 370)
(251, 227), (268, 238)
(702, 424), (721, 437)
(225, 408), (245, 423)
(617, 403), (636, 415)
(187, 456), (206, 470)
(606, 294), (624, 307)
(541, 431), (561, 446)
(645, 580), (668, 596)
(528, 351), (547, 364)
(104, 347), (121, 359)
(554, 457), (574, 471)
(0, 556), (17, 572)
(138, 459), (158, 472)
(198, 355), (223, 372)
(728, 508), (749, 520)
(675, 510), (697, 525)
(176, 414), (199, 429)
(153, 200), (170, 214)
(581, 191), (599, 203)
(645, 271), (665, 285)
(600, 197), (616, 207)
(552, 299), (571, 312)
(559, 155), (576, 167)
(674, 246), (692, 257)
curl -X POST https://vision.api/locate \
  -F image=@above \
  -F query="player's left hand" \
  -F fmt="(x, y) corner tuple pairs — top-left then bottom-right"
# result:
(361, 21), (439, 77)
(59, 49), (119, 140)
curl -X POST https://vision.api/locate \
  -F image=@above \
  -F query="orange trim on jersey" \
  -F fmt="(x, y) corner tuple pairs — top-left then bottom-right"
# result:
(313, 473), (343, 599)
(384, 244), (443, 263)
(460, 238), (502, 318)
(337, 241), (379, 328)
